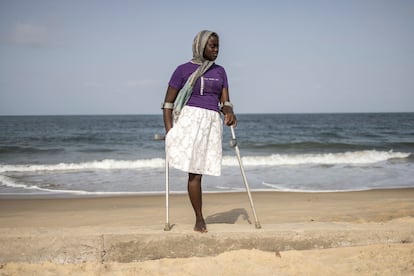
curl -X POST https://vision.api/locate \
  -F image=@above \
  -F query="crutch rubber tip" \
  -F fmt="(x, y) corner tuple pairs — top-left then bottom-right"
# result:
(255, 222), (262, 229)
(164, 223), (172, 231)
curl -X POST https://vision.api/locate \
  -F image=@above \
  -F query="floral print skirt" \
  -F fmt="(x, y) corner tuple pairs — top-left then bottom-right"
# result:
(166, 106), (223, 176)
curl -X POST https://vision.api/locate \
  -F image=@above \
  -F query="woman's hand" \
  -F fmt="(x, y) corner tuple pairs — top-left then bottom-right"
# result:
(219, 88), (236, 126)
(222, 106), (237, 126)
(163, 86), (179, 133)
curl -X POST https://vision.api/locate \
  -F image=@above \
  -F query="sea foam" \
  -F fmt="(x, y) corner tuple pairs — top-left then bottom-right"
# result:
(0, 150), (410, 174)
(222, 150), (410, 166)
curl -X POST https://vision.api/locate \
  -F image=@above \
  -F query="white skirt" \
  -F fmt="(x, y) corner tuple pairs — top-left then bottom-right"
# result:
(166, 106), (223, 176)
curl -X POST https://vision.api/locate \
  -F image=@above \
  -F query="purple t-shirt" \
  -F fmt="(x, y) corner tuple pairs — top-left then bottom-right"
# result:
(168, 62), (228, 112)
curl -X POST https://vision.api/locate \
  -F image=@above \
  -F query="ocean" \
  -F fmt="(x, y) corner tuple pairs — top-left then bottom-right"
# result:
(0, 113), (413, 197)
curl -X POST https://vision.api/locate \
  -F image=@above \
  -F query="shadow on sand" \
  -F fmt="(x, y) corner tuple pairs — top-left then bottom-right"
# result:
(205, 208), (252, 225)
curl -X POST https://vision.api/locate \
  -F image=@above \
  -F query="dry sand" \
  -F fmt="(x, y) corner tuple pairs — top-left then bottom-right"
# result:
(0, 189), (413, 275)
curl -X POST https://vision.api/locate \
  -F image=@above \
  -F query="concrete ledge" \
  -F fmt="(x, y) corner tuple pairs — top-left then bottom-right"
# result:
(0, 234), (103, 264)
(1, 221), (413, 264)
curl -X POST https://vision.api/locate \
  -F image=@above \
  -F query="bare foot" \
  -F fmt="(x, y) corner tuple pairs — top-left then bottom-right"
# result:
(194, 218), (208, 233)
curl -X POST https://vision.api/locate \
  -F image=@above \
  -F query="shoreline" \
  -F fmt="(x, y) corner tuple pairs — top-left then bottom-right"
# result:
(1, 186), (413, 200)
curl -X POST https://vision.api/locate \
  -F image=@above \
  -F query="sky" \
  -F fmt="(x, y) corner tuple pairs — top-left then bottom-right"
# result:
(0, 0), (413, 115)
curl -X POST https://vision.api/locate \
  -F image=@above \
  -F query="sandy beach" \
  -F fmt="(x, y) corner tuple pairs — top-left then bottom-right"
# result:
(1, 189), (413, 275)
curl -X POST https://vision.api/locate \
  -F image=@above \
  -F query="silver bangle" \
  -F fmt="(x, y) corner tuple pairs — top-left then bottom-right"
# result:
(161, 102), (174, 109)
(220, 101), (233, 110)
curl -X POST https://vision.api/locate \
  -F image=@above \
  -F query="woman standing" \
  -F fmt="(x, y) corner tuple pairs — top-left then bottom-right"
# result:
(162, 30), (237, 232)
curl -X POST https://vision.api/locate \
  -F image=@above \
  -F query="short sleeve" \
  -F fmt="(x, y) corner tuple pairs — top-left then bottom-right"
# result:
(168, 66), (185, 90)
(221, 67), (229, 89)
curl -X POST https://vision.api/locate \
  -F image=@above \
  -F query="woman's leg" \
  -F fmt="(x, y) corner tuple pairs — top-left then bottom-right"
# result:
(187, 173), (207, 232)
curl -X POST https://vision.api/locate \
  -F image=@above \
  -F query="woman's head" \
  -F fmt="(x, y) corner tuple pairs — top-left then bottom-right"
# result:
(192, 30), (219, 64)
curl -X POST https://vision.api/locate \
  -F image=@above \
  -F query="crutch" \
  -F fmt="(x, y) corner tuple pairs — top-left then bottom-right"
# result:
(230, 126), (261, 229)
(164, 153), (172, 231)
(154, 134), (172, 231)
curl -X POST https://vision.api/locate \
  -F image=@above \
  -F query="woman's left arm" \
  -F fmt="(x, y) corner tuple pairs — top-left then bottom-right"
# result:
(220, 87), (237, 126)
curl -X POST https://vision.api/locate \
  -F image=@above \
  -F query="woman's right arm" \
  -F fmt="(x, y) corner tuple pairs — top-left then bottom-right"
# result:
(162, 85), (179, 133)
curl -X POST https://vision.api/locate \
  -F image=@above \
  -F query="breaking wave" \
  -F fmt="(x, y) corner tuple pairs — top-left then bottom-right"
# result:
(0, 150), (410, 174)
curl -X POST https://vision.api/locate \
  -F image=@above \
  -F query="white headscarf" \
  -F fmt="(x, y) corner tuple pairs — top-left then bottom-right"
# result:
(191, 30), (217, 65)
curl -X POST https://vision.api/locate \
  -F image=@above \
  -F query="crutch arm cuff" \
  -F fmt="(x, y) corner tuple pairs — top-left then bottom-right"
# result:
(220, 101), (233, 109)
(161, 102), (174, 109)
(220, 101), (234, 115)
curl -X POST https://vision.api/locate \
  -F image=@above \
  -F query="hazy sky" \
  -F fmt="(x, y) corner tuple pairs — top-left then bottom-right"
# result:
(0, 0), (413, 115)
